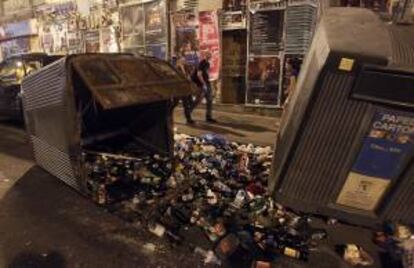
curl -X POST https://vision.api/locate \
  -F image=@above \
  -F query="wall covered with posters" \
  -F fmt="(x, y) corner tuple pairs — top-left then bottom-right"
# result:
(199, 11), (220, 81)
(0, 0), (320, 108)
(171, 9), (200, 70)
(246, 2), (285, 106)
(0, 19), (39, 60)
(244, 0), (318, 107)
(120, 0), (168, 60)
(36, 1), (77, 55)
(221, 0), (247, 104)
(171, 8), (221, 82)
(34, 0), (119, 55)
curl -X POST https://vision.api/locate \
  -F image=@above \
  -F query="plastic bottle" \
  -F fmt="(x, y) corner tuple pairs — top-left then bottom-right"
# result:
(194, 247), (222, 265)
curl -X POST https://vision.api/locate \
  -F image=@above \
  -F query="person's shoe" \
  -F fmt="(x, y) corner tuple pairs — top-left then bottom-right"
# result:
(186, 119), (196, 125)
(206, 118), (218, 123)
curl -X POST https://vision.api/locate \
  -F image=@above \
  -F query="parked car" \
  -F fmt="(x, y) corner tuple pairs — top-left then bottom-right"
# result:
(0, 53), (62, 120)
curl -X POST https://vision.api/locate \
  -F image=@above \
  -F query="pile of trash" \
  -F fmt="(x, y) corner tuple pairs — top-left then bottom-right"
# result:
(373, 222), (414, 268)
(81, 133), (414, 267)
(82, 151), (172, 206)
(82, 133), (329, 266)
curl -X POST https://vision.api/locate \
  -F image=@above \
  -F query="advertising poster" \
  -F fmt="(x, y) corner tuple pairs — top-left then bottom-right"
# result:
(0, 37), (31, 59)
(223, 0), (247, 11)
(199, 11), (220, 81)
(281, 55), (303, 104)
(120, 0), (167, 60)
(52, 23), (68, 54)
(249, 0), (287, 10)
(337, 110), (414, 210)
(173, 10), (200, 71)
(3, 0), (31, 16)
(67, 31), (83, 54)
(222, 11), (247, 30)
(249, 9), (284, 56)
(41, 29), (54, 54)
(100, 27), (118, 53)
(120, 4), (145, 48)
(0, 19), (38, 41)
(222, 33), (246, 77)
(144, 0), (167, 45)
(247, 56), (281, 105)
(85, 30), (100, 53)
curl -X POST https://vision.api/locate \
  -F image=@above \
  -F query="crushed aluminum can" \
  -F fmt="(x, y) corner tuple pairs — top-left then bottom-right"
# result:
(238, 152), (250, 174)
(311, 229), (328, 240)
(148, 222), (166, 237)
(395, 224), (412, 241)
(343, 244), (374, 266)
(213, 221), (227, 238)
(206, 189), (218, 205)
(232, 190), (247, 209)
(327, 218), (338, 225)
(194, 247), (222, 266)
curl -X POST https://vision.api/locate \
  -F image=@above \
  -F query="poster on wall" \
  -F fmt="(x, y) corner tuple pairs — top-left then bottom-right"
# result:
(3, 0), (31, 16)
(120, 4), (145, 48)
(223, 0), (247, 11)
(120, 0), (167, 60)
(85, 30), (100, 53)
(0, 19), (38, 41)
(52, 23), (68, 54)
(172, 10), (200, 70)
(100, 27), (118, 53)
(40, 29), (54, 54)
(222, 11), (247, 30)
(337, 110), (414, 210)
(249, 9), (284, 56)
(144, 0), (167, 45)
(0, 37), (31, 59)
(67, 31), (83, 54)
(249, 0), (287, 10)
(199, 11), (220, 81)
(222, 33), (247, 77)
(281, 54), (303, 104)
(247, 56), (281, 105)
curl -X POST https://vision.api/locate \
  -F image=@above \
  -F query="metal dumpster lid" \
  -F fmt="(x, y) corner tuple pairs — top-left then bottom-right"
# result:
(71, 54), (194, 109)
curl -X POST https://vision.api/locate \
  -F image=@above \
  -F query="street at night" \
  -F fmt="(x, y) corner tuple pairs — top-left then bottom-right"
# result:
(0, 0), (413, 268)
(0, 110), (391, 268)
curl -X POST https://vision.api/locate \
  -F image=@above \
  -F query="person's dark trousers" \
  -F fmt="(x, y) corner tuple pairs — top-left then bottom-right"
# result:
(192, 84), (213, 120)
(205, 84), (213, 120)
(182, 95), (193, 122)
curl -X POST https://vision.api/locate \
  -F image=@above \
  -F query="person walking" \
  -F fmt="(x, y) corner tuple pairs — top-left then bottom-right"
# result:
(190, 51), (217, 123)
(175, 54), (196, 124)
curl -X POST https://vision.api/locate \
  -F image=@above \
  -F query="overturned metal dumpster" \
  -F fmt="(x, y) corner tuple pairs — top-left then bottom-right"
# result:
(269, 8), (414, 227)
(21, 54), (193, 206)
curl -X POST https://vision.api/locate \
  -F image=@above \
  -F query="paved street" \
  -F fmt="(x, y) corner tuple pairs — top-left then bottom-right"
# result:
(174, 107), (279, 147)
(0, 110), (394, 268)
(0, 122), (33, 200)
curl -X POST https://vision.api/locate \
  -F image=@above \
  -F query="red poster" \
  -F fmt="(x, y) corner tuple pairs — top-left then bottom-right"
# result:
(199, 11), (220, 81)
